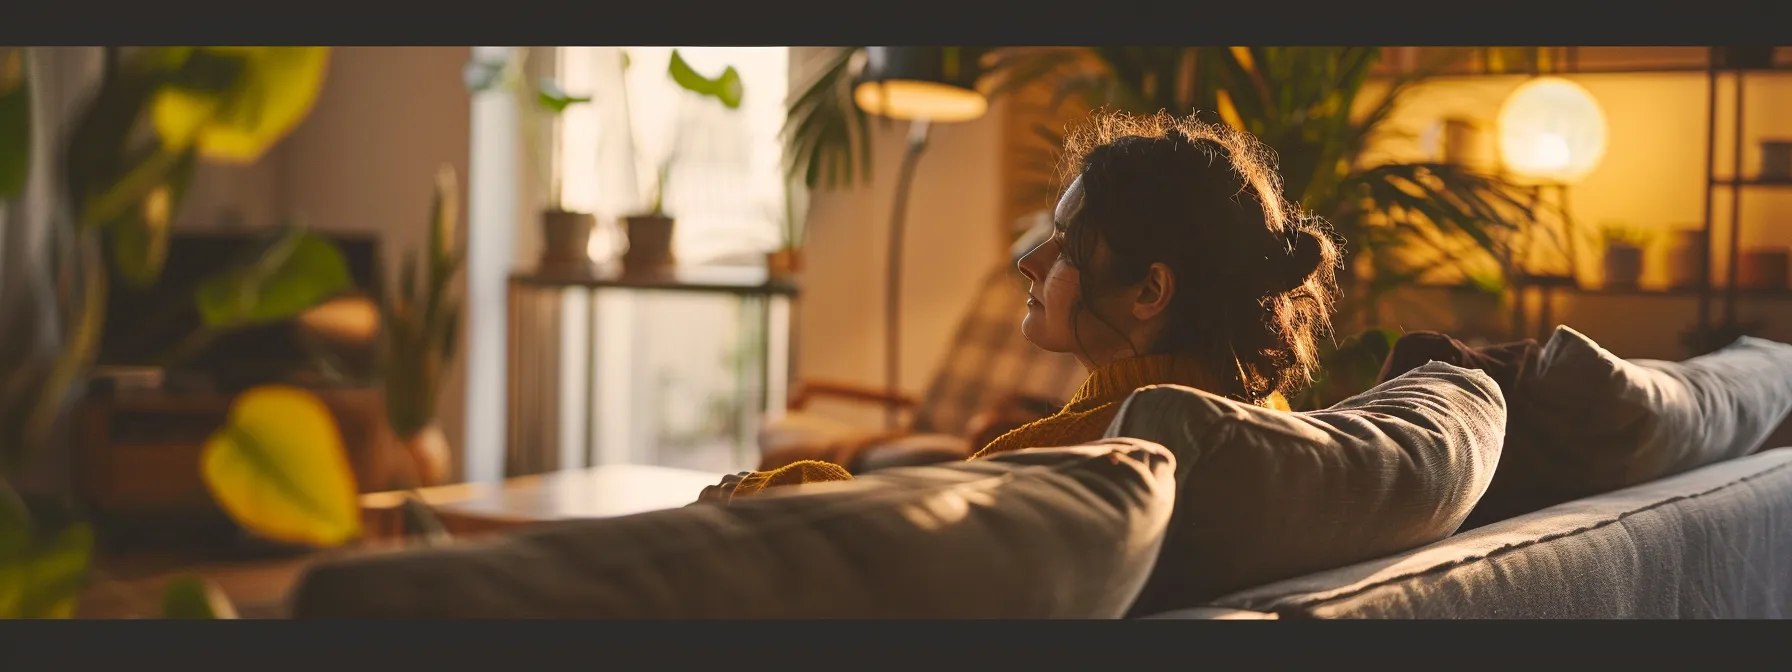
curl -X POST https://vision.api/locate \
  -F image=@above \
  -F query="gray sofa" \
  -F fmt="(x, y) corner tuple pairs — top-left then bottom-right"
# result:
(290, 331), (1792, 619)
(1156, 447), (1792, 619)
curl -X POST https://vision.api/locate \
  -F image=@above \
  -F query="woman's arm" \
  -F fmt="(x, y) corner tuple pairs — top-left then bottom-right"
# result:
(699, 460), (856, 502)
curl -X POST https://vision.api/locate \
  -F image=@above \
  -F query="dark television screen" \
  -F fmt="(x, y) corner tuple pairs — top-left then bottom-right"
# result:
(97, 228), (383, 386)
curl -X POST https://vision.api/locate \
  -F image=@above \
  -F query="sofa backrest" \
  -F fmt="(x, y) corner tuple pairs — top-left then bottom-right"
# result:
(1148, 447), (1792, 619)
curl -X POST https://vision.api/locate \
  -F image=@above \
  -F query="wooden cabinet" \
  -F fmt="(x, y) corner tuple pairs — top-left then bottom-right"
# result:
(74, 386), (397, 549)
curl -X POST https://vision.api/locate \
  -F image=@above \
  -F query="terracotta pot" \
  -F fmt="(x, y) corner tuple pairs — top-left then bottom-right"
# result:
(398, 423), (452, 488)
(1761, 140), (1792, 181)
(1740, 247), (1791, 290)
(1603, 244), (1644, 289)
(539, 210), (595, 276)
(622, 214), (676, 272)
(1666, 229), (1707, 290)
(766, 248), (802, 280)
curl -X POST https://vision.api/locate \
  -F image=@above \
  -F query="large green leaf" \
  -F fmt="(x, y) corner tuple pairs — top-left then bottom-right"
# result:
(194, 229), (353, 329)
(667, 49), (742, 109)
(0, 488), (95, 619)
(152, 47), (331, 164)
(0, 47), (29, 199)
(201, 385), (362, 547)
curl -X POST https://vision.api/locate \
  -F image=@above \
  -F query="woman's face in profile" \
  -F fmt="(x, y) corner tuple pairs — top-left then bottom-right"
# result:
(1017, 177), (1086, 354)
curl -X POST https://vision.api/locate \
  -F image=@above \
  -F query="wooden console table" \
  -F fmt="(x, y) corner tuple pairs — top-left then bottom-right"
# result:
(76, 463), (724, 618)
(506, 265), (798, 476)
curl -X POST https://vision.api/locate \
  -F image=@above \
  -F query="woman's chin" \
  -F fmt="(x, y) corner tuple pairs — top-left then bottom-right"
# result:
(1018, 316), (1061, 353)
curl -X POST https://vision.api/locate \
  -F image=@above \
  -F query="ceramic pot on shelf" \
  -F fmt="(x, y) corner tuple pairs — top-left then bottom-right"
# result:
(1666, 228), (1707, 291)
(1603, 244), (1644, 289)
(622, 214), (676, 273)
(765, 247), (802, 281)
(1740, 247), (1790, 291)
(538, 210), (595, 277)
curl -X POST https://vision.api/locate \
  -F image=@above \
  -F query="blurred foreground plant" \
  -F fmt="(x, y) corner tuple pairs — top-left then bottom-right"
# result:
(1, 46), (345, 619)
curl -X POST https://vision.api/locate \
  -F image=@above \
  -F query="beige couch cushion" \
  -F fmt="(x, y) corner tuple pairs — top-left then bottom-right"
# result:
(1105, 361), (1506, 616)
(289, 439), (1176, 619)
(1475, 327), (1792, 524)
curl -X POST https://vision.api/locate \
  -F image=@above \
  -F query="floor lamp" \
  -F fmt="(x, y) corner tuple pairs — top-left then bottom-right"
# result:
(851, 47), (989, 431)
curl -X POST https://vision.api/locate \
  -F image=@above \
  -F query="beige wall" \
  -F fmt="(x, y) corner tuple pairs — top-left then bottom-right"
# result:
(790, 48), (1009, 430)
(1360, 69), (1792, 358)
(177, 47), (474, 475)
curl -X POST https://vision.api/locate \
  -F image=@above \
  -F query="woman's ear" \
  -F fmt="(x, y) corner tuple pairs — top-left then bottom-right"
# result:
(1132, 262), (1175, 321)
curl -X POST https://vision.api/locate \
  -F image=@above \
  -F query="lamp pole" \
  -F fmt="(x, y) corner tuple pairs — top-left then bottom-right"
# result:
(884, 119), (931, 431)
(850, 46), (989, 432)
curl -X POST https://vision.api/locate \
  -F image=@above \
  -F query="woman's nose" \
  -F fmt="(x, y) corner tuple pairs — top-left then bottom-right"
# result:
(1016, 243), (1045, 282)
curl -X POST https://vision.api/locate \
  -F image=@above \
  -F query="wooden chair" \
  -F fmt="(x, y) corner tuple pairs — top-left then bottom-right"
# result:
(759, 224), (1086, 473)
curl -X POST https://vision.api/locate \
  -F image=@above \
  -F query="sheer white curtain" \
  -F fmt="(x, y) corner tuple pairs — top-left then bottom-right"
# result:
(553, 47), (791, 472)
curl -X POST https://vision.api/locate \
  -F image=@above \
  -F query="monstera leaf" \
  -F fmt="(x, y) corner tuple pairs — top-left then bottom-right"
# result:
(194, 229), (353, 330)
(0, 488), (94, 619)
(200, 385), (362, 547)
(152, 47), (331, 164)
(668, 49), (742, 109)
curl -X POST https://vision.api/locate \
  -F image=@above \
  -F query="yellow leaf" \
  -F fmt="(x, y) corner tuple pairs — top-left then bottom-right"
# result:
(201, 385), (362, 547)
(152, 47), (331, 164)
(1215, 89), (1245, 131)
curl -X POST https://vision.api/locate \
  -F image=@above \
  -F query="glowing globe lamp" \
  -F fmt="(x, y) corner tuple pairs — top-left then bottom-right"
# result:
(1497, 77), (1607, 184)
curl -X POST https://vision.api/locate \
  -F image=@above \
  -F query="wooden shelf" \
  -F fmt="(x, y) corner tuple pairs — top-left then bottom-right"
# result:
(1711, 177), (1792, 188)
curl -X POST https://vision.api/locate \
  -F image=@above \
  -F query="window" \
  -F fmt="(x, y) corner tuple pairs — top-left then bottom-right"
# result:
(550, 47), (792, 473)
(558, 47), (790, 264)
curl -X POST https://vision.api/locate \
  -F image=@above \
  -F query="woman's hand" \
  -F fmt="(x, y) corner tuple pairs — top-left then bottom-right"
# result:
(696, 471), (754, 504)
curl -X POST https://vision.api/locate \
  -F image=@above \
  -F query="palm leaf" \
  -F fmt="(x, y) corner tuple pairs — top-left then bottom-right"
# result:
(782, 47), (871, 191)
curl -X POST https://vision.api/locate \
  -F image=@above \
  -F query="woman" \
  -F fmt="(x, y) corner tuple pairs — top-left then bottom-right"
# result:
(701, 110), (1341, 502)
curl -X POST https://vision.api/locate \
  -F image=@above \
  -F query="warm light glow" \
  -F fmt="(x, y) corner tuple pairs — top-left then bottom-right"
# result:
(296, 295), (381, 345)
(852, 79), (987, 123)
(1497, 77), (1607, 183)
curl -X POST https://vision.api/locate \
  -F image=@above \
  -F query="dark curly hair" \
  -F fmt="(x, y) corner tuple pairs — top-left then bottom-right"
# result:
(1054, 110), (1342, 402)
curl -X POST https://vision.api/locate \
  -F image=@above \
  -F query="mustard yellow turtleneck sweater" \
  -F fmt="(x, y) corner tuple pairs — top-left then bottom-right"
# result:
(729, 353), (1287, 498)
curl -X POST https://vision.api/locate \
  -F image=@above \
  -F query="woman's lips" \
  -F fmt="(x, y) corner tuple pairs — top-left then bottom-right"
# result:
(1026, 295), (1040, 307)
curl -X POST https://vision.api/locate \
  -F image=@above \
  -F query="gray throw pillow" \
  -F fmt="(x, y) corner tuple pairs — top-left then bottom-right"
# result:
(1477, 326), (1792, 523)
(1104, 361), (1507, 616)
(289, 439), (1176, 619)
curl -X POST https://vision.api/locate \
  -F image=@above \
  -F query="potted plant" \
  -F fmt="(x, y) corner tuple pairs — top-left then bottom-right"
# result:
(766, 177), (805, 281)
(380, 165), (464, 487)
(617, 50), (743, 274)
(470, 50), (745, 275)
(465, 51), (595, 278)
(1600, 223), (1652, 290)
(0, 46), (367, 618)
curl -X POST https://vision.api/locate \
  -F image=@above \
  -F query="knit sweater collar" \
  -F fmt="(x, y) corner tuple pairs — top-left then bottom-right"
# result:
(1066, 353), (1225, 411)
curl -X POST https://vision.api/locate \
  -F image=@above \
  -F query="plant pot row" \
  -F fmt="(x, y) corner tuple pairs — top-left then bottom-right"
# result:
(1603, 231), (1790, 291)
(536, 210), (801, 280)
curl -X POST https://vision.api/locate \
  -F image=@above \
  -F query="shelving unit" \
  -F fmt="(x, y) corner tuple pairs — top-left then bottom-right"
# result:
(1699, 47), (1792, 341)
(1412, 47), (1792, 350)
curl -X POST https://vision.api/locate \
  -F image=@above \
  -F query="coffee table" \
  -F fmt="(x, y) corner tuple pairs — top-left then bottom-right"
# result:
(359, 463), (726, 537)
(78, 463), (725, 618)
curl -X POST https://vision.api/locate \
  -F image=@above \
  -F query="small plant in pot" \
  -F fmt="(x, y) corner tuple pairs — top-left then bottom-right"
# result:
(1600, 223), (1652, 290)
(465, 52), (594, 278)
(381, 165), (464, 488)
(765, 178), (805, 281)
(617, 50), (745, 274)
